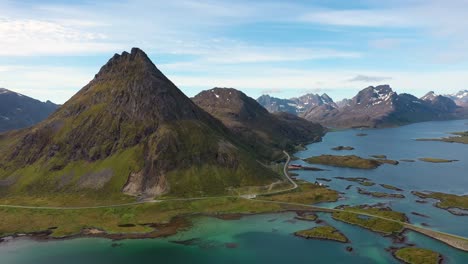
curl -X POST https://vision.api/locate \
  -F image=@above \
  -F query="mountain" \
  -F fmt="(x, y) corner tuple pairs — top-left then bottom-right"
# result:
(257, 93), (336, 115)
(445, 90), (468, 107)
(193, 88), (325, 159)
(0, 88), (58, 132)
(0, 48), (279, 201)
(420, 91), (458, 113)
(301, 85), (461, 128)
(256, 95), (297, 114)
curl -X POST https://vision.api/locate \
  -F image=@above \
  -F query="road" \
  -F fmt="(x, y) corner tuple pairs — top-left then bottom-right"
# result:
(0, 150), (467, 251)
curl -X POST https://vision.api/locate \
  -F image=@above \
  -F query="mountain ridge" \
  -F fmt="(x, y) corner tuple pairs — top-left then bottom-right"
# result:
(193, 87), (325, 159)
(0, 88), (59, 133)
(259, 85), (466, 128)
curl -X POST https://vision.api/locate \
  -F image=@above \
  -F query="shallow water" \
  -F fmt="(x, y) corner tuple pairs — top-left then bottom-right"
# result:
(1, 119), (467, 263)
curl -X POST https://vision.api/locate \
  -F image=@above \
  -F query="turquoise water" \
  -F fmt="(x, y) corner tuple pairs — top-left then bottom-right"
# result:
(0, 119), (467, 263)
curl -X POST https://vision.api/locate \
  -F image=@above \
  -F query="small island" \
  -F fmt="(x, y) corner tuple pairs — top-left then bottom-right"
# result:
(371, 155), (387, 159)
(418, 158), (458, 163)
(335, 177), (375, 186)
(380, 184), (403, 192)
(332, 205), (407, 235)
(412, 191), (468, 215)
(294, 225), (349, 243)
(305, 155), (381, 169)
(305, 155), (399, 169)
(332, 146), (355, 151)
(356, 133), (368, 137)
(295, 212), (318, 221)
(394, 247), (442, 264)
(416, 131), (468, 145)
(357, 188), (405, 199)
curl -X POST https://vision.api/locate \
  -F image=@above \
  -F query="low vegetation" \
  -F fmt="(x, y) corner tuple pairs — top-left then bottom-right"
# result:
(0, 198), (287, 238)
(416, 131), (468, 144)
(294, 226), (349, 243)
(332, 205), (407, 235)
(334, 177), (374, 186)
(380, 184), (403, 191)
(418, 158), (458, 163)
(357, 188), (405, 199)
(305, 155), (381, 169)
(295, 212), (318, 221)
(261, 181), (339, 205)
(394, 247), (442, 264)
(412, 191), (468, 210)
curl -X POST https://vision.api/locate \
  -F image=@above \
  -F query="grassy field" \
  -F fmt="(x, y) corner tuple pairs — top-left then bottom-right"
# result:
(305, 155), (381, 169)
(332, 205), (407, 235)
(295, 226), (349, 243)
(0, 198), (286, 238)
(260, 181), (339, 204)
(0, 180), (340, 239)
(394, 247), (441, 264)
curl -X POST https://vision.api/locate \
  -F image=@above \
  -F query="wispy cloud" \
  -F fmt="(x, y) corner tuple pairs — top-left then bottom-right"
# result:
(299, 9), (414, 27)
(348, 74), (393, 83)
(0, 18), (121, 55)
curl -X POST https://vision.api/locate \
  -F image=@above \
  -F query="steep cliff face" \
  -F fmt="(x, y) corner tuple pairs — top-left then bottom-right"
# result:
(0, 49), (278, 200)
(194, 88), (325, 159)
(0, 88), (58, 132)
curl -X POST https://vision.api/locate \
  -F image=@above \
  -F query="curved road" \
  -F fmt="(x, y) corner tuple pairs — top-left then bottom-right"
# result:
(0, 151), (466, 251)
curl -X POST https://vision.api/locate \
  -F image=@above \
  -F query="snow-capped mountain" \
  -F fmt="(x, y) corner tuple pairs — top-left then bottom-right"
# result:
(445, 90), (468, 107)
(259, 85), (464, 128)
(257, 93), (336, 115)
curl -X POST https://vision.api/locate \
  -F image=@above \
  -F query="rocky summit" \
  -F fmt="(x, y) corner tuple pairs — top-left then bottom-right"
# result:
(193, 88), (324, 159)
(0, 48), (280, 201)
(0, 88), (58, 132)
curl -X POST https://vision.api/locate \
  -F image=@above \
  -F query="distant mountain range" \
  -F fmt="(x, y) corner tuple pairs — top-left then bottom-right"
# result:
(445, 90), (468, 107)
(0, 88), (58, 132)
(258, 85), (467, 128)
(257, 93), (336, 115)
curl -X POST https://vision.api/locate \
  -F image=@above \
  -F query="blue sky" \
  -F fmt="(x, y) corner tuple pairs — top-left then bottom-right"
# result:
(1, 0), (468, 103)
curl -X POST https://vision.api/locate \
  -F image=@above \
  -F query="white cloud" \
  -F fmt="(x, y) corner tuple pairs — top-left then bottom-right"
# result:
(299, 9), (414, 27)
(0, 18), (121, 55)
(348, 74), (393, 82)
(0, 65), (95, 103)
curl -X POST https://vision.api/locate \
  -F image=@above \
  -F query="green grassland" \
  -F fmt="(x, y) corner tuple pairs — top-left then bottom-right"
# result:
(260, 181), (339, 204)
(0, 180), (340, 239)
(394, 247), (442, 264)
(332, 205), (407, 235)
(305, 155), (397, 169)
(294, 226), (349, 243)
(416, 131), (468, 144)
(412, 191), (468, 210)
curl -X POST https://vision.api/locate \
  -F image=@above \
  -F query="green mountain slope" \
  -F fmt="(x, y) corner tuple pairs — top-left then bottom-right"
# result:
(193, 88), (325, 159)
(0, 48), (279, 204)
